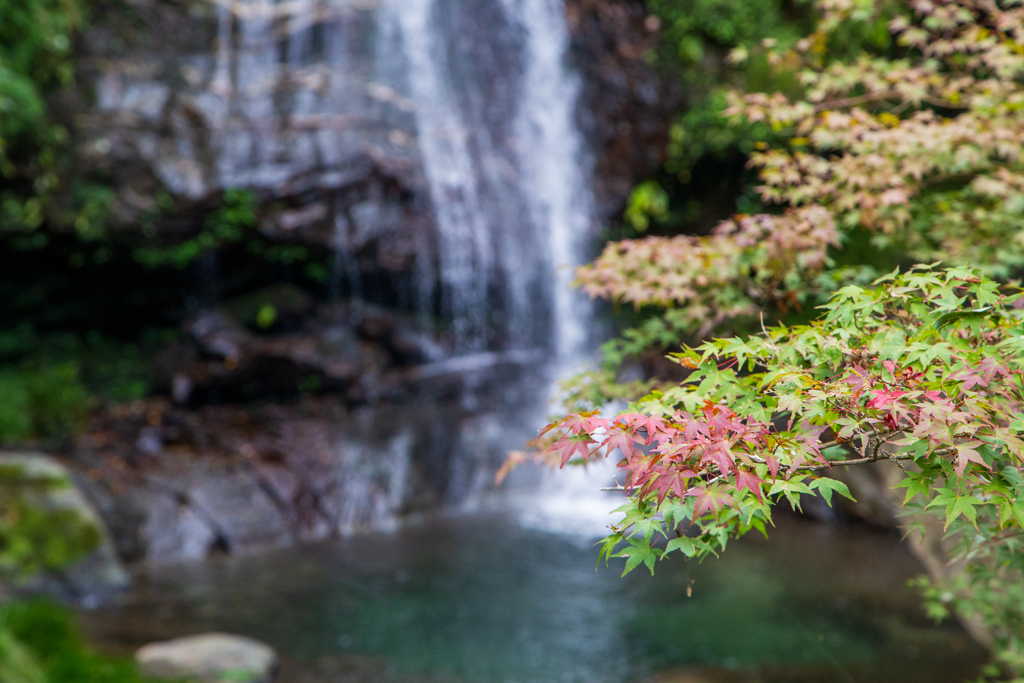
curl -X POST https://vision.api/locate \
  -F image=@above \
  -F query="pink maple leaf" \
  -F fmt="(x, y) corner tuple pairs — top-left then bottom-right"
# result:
(866, 388), (910, 410)
(954, 442), (989, 477)
(734, 469), (765, 500)
(689, 486), (735, 518)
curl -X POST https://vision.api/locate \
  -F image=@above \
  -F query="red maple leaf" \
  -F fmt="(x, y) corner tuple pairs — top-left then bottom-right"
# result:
(954, 442), (989, 477)
(551, 434), (595, 467)
(866, 388), (910, 410)
(734, 469), (765, 500)
(690, 485), (735, 518)
(841, 365), (872, 395)
(602, 422), (641, 461)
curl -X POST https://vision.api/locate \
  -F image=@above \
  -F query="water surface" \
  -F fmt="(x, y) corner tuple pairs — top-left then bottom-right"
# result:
(83, 513), (985, 683)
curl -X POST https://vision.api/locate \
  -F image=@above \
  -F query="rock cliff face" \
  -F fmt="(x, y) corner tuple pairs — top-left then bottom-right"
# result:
(75, 0), (427, 279)
(566, 0), (678, 219)
(72, 0), (671, 281)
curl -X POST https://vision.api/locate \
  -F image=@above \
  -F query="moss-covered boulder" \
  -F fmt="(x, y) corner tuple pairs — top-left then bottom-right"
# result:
(0, 452), (129, 604)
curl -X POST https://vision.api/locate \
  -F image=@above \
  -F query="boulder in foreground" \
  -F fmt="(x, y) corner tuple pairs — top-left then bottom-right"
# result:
(136, 633), (277, 683)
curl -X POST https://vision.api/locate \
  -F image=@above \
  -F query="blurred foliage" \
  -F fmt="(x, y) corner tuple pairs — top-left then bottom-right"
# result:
(631, 0), (899, 231)
(133, 189), (258, 268)
(0, 363), (90, 443)
(641, 0), (810, 188)
(0, 0), (97, 239)
(0, 326), (174, 444)
(0, 601), (153, 683)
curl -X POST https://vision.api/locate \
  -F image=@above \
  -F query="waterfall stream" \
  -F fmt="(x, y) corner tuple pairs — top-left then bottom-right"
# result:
(378, 0), (615, 530)
(381, 0), (592, 357)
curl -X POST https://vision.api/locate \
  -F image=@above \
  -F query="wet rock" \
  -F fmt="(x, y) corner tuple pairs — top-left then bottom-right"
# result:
(155, 302), (450, 408)
(188, 311), (247, 362)
(566, 0), (680, 216)
(0, 453), (130, 604)
(165, 309), (374, 406)
(353, 304), (447, 365)
(136, 632), (278, 683)
(71, 352), (542, 562)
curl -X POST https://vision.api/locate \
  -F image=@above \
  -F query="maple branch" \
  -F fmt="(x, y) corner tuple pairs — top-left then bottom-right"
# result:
(793, 452), (914, 471)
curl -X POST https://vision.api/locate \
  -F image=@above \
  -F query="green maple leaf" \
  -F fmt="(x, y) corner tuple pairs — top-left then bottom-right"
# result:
(616, 538), (661, 576)
(895, 474), (932, 504)
(810, 477), (855, 507)
(926, 489), (984, 530)
(665, 536), (714, 558)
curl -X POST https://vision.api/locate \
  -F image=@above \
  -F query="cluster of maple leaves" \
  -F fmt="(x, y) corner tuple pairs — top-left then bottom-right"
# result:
(575, 207), (837, 334)
(545, 267), (1024, 673)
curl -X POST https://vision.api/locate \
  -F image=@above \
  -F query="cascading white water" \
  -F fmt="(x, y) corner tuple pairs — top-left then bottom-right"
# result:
(388, 0), (495, 350)
(381, 0), (592, 358)
(178, 0), (614, 531)
(156, 0), (593, 358)
(501, 0), (593, 362)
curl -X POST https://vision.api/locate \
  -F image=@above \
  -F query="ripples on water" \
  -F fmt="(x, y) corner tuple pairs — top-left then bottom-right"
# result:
(83, 509), (985, 683)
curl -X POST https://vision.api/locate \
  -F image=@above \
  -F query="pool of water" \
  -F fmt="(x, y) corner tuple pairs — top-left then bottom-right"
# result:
(82, 513), (986, 683)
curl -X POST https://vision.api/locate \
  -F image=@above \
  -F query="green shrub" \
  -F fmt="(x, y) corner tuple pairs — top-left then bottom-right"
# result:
(0, 625), (47, 683)
(0, 363), (90, 444)
(133, 189), (257, 268)
(0, 601), (152, 683)
(0, 0), (82, 236)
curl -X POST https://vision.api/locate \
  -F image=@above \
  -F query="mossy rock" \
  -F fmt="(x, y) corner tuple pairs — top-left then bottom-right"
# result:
(0, 453), (129, 602)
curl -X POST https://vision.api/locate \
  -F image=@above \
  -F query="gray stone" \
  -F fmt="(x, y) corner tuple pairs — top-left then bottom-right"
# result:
(136, 633), (277, 683)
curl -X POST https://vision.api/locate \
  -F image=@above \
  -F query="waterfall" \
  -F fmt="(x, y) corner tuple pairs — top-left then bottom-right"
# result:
(501, 0), (593, 362)
(377, 0), (615, 534)
(381, 0), (592, 358)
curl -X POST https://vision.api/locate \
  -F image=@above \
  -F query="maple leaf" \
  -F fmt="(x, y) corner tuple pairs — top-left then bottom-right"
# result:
(866, 387), (910, 410)
(650, 468), (697, 506)
(561, 411), (606, 436)
(700, 442), (737, 474)
(734, 469), (765, 500)
(955, 367), (988, 391)
(601, 422), (641, 461)
(689, 485), (736, 519)
(953, 442), (990, 477)
(840, 365), (872, 395)
(550, 434), (595, 467)
(798, 420), (829, 461)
